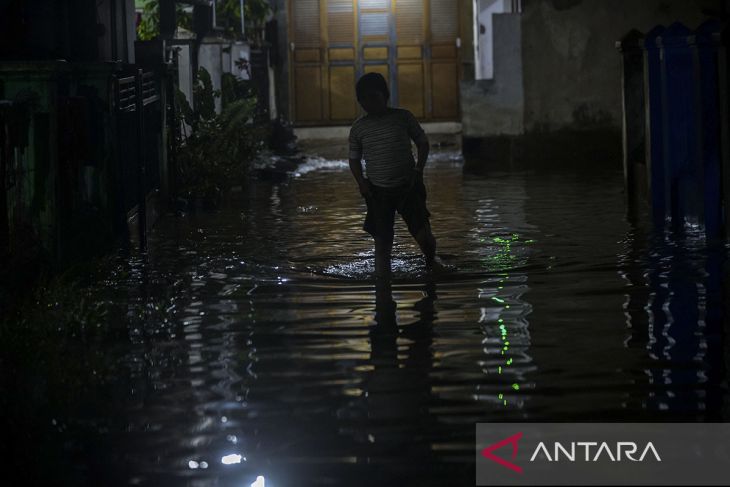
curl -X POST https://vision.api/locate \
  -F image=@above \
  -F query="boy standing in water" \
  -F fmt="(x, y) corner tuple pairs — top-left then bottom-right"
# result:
(348, 72), (441, 277)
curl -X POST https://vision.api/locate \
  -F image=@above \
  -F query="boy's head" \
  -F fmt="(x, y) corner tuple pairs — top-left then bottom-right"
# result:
(356, 72), (389, 115)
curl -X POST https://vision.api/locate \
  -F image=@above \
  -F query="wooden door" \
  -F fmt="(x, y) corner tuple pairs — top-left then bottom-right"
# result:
(291, 0), (323, 122)
(289, 0), (461, 125)
(429, 0), (460, 119)
(359, 0), (392, 109)
(327, 0), (359, 121)
(395, 0), (426, 118)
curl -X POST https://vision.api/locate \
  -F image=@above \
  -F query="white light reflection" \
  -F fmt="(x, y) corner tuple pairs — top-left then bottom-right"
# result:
(221, 453), (244, 465)
(250, 476), (265, 487)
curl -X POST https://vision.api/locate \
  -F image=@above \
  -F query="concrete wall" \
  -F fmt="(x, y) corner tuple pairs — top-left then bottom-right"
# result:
(461, 0), (725, 170)
(461, 13), (524, 137)
(198, 40), (224, 112)
(521, 0), (723, 133)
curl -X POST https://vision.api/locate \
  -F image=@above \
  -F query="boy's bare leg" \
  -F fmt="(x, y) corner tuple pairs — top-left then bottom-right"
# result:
(413, 222), (437, 266)
(374, 237), (393, 278)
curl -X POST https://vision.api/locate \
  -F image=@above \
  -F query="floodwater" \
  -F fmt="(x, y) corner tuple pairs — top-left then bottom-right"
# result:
(6, 152), (729, 486)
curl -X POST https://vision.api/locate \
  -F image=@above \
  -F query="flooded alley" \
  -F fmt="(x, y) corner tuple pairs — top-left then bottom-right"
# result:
(5, 151), (727, 486)
(4, 1), (730, 486)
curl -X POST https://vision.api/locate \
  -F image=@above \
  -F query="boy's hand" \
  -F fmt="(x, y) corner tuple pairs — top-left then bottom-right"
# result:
(358, 179), (372, 198)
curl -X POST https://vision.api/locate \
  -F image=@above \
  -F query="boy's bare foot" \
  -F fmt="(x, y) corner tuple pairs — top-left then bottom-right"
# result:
(425, 255), (447, 273)
(374, 269), (392, 280)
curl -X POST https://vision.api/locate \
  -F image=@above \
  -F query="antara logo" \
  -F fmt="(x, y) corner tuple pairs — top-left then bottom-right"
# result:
(530, 441), (662, 463)
(481, 432), (525, 474)
(481, 433), (662, 474)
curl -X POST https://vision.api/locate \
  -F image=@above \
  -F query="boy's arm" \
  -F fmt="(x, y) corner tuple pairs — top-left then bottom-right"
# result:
(349, 126), (371, 197)
(349, 157), (371, 196)
(406, 111), (430, 173)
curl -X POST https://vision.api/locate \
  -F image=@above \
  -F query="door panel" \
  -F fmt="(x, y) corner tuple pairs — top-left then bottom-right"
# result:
(359, 12), (390, 40)
(329, 66), (357, 120)
(326, 0), (357, 121)
(293, 0), (321, 48)
(430, 0), (459, 44)
(397, 46), (422, 60)
(431, 61), (458, 118)
(358, 0), (393, 118)
(395, 0), (425, 118)
(364, 64), (389, 79)
(328, 0), (354, 44)
(395, 0), (424, 44)
(397, 63), (425, 117)
(363, 47), (389, 60)
(431, 45), (457, 59)
(294, 49), (321, 63)
(428, 0), (460, 120)
(295, 66), (323, 121)
(329, 48), (355, 61)
(291, 0), (323, 122)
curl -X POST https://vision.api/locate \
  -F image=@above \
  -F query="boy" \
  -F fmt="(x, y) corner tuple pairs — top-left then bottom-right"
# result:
(348, 72), (441, 278)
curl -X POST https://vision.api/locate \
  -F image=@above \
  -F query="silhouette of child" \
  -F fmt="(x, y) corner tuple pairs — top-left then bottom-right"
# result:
(348, 73), (441, 277)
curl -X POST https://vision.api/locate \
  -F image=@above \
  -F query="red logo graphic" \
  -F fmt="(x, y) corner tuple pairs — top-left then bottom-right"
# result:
(481, 432), (524, 474)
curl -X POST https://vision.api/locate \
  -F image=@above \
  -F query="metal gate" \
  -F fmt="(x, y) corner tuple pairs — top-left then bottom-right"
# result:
(289, 0), (461, 125)
(114, 70), (161, 249)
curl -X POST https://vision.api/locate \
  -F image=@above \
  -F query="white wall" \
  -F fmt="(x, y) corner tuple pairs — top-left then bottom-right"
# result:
(474, 0), (511, 80)
(462, 13), (524, 136)
(198, 41), (224, 112)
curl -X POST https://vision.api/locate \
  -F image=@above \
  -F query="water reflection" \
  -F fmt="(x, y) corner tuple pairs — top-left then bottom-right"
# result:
(356, 279), (438, 483)
(620, 226), (727, 417)
(6, 153), (728, 486)
(476, 273), (534, 410)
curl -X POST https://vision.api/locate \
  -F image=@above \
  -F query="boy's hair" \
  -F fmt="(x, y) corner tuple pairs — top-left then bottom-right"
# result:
(356, 72), (390, 101)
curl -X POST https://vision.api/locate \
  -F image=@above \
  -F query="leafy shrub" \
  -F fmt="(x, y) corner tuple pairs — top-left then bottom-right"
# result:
(136, 0), (193, 41)
(214, 0), (273, 45)
(175, 68), (268, 200)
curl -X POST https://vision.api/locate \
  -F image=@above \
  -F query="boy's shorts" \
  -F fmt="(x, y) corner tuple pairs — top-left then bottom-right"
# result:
(363, 177), (431, 241)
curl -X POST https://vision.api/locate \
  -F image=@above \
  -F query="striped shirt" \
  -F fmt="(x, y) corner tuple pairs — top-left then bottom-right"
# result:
(349, 108), (428, 188)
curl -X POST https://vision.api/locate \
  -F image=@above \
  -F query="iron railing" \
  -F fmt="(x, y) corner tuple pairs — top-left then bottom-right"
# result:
(113, 69), (162, 250)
